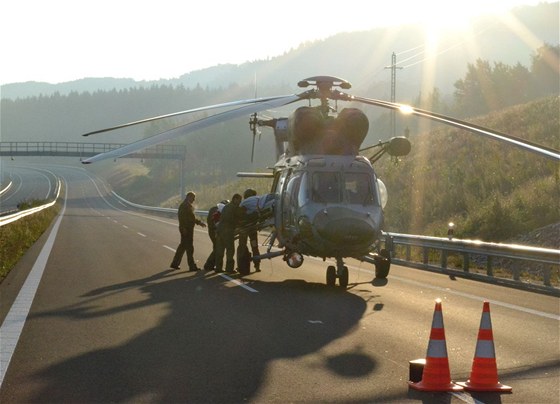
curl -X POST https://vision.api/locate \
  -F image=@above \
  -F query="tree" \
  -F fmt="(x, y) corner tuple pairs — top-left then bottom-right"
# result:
(530, 43), (560, 98)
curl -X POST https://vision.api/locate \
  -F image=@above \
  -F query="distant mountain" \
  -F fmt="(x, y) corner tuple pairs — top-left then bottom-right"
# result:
(1, 2), (558, 101)
(1, 77), (141, 99)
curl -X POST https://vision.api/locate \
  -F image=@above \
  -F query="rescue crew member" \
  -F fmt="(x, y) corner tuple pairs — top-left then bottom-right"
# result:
(214, 193), (242, 273)
(238, 188), (261, 272)
(203, 200), (228, 271)
(170, 191), (206, 271)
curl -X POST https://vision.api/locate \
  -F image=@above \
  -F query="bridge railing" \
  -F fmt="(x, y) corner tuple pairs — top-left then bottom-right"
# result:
(0, 142), (186, 160)
(384, 232), (560, 296)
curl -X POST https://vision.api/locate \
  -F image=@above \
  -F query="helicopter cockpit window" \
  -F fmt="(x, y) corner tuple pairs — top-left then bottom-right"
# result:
(312, 172), (341, 203)
(345, 172), (375, 205)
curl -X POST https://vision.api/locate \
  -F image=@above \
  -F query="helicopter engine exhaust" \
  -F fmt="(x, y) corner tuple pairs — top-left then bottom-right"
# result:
(288, 107), (369, 155)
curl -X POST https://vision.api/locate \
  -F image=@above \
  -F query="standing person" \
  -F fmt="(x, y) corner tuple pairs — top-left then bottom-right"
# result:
(203, 200), (228, 271)
(214, 193), (242, 273)
(170, 191), (206, 271)
(238, 188), (261, 274)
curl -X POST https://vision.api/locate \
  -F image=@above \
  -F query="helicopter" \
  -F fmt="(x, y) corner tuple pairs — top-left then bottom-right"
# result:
(82, 75), (560, 288)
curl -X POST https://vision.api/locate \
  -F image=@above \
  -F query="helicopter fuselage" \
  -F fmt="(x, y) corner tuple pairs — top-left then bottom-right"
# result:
(271, 153), (384, 260)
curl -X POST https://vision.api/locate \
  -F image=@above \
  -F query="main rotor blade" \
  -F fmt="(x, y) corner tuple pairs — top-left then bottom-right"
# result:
(82, 94), (302, 164)
(351, 95), (560, 161)
(82, 94), (295, 137)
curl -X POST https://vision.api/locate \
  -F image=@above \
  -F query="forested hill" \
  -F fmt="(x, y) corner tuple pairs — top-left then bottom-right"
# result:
(378, 96), (559, 241)
(1, 2), (558, 100)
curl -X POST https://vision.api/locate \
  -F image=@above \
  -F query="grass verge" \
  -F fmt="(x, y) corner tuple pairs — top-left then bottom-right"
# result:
(0, 203), (60, 283)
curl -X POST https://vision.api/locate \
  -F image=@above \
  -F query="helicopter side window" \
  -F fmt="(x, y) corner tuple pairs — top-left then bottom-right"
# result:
(298, 172), (309, 207)
(283, 172), (302, 227)
(312, 172), (341, 203)
(345, 172), (374, 205)
(275, 170), (289, 195)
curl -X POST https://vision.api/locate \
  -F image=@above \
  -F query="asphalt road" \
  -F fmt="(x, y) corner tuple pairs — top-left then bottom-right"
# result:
(1, 165), (559, 403)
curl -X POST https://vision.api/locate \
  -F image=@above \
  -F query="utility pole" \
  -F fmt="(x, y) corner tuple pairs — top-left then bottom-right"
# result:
(385, 52), (403, 137)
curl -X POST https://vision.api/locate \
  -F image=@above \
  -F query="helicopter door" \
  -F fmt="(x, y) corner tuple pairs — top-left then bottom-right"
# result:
(282, 172), (302, 231)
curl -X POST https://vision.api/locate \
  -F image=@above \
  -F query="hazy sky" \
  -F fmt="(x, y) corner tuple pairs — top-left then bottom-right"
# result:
(0, 0), (549, 85)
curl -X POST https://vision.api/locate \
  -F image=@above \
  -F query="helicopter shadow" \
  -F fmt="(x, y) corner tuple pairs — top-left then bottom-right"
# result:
(27, 271), (370, 403)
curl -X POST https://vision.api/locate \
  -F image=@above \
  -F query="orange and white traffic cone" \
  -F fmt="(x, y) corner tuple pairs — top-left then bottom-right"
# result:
(456, 301), (512, 392)
(409, 299), (463, 392)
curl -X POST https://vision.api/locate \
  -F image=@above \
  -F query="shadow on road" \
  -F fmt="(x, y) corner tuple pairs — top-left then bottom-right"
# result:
(28, 270), (369, 402)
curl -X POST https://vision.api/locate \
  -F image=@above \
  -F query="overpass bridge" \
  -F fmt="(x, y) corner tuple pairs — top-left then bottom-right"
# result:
(0, 142), (186, 161)
(0, 141), (189, 197)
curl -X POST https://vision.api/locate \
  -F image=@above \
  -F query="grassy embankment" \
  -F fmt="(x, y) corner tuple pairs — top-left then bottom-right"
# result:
(0, 201), (60, 282)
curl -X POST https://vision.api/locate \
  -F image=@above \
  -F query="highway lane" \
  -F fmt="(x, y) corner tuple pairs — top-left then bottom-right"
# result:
(0, 165), (57, 213)
(0, 165), (558, 403)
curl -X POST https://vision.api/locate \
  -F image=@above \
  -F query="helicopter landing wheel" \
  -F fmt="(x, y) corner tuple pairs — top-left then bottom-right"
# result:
(326, 265), (336, 287)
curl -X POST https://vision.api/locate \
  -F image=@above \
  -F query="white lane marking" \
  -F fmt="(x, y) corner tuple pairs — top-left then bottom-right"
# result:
(122, 225), (129, 229)
(219, 274), (259, 293)
(0, 180), (68, 388)
(161, 246), (257, 292)
(137, 232), (146, 238)
(451, 392), (483, 403)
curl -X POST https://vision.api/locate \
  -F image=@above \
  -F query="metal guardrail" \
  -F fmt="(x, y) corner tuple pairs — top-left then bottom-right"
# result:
(0, 179), (62, 227)
(111, 191), (207, 217)
(384, 232), (560, 296)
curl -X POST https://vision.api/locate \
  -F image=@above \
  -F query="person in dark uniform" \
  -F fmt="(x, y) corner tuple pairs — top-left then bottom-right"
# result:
(214, 193), (242, 273)
(170, 191), (206, 271)
(203, 200), (228, 271)
(238, 188), (261, 273)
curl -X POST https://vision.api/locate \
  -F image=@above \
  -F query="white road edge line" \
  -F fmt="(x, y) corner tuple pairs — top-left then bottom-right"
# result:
(0, 180), (68, 388)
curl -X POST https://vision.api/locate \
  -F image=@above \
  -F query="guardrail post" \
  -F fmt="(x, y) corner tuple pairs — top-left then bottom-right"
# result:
(406, 245), (411, 261)
(462, 253), (470, 272)
(486, 256), (493, 276)
(543, 266), (551, 287)
(441, 249), (447, 269)
(385, 235), (394, 257)
(423, 247), (429, 267)
(513, 262), (520, 281)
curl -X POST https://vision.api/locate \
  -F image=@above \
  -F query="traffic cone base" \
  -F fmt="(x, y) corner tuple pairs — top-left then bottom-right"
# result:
(409, 380), (464, 392)
(457, 302), (512, 393)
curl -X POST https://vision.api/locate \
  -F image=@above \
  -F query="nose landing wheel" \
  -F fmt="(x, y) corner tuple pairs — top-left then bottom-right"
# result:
(326, 258), (349, 289)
